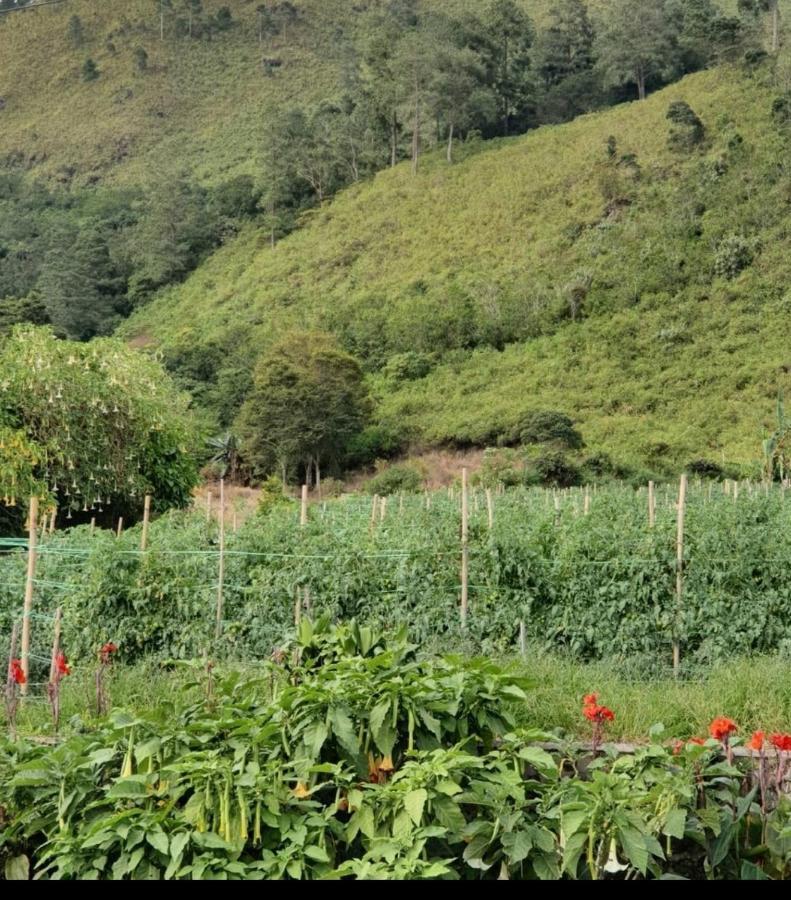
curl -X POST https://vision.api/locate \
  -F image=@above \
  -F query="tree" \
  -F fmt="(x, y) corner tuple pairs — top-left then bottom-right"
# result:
(81, 58), (99, 82)
(666, 0), (746, 70)
(667, 100), (705, 152)
(182, 0), (202, 38)
(237, 332), (370, 485)
(127, 173), (217, 300)
(67, 14), (84, 48)
(154, 0), (172, 41)
(482, 0), (534, 135)
(535, 0), (595, 87)
(134, 46), (149, 72)
(431, 45), (496, 163)
(37, 222), (125, 340)
(393, 24), (440, 174)
(595, 0), (676, 101)
(739, 0), (781, 53)
(0, 325), (199, 518)
(0, 295), (49, 335)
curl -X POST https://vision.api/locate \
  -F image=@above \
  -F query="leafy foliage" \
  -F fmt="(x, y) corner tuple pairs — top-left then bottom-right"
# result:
(0, 326), (199, 519)
(2, 629), (791, 880)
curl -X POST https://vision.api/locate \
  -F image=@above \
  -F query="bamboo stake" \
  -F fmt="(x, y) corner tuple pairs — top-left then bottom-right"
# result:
(584, 486), (591, 516)
(370, 494), (379, 527)
(648, 481), (656, 528)
(141, 494), (151, 551)
(48, 508), (56, 534)
(300, 484), (308, 527)
(460, 468), (469, 627)
(116, 517), (123, 539)
(486, 488), (494, 530)
(48, 607), (62, 683)
(519, 620), (526, 658)
(20, 496), (38, 695)
(214, 479), (226, 641)
(673, 474), (688, 678)
(379, 496), (387, 522)
(90, 517), (96, 535)
(5, 621), (19, 738)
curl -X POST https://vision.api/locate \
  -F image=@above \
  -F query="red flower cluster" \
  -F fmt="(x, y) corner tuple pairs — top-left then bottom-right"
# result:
(582, 693), (615, 723)
(709, 717), (738, 741)
(54, 651), (71, 678)
(100, 642), (118, 664)
(749, 731), (765, 752)
(770, 733), (791, 752)
(10, 658), (25, 685)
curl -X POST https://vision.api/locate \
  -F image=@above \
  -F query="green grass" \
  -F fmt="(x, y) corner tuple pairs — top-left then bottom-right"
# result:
(123, 63), (791, 473)
(11, 652), (791, 744)
(0, 0), (352, 186)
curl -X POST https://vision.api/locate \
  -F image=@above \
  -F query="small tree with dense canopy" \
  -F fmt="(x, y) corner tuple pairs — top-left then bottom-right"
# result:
(237, 331), (370, 486)
(0, 326), (199, 524)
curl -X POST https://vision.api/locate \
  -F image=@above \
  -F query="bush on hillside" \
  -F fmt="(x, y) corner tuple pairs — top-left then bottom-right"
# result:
(519, 411), (584, 450)
(365, 462), (424, 496)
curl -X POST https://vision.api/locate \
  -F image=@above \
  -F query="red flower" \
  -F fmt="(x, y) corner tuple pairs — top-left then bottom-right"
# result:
(100, 642), (118, 663)
(583, 701), (615, 723)
(583, 693), (598, 706)
(748, 731), (765, 752)
(10, 658), (25, 685)
(689, 737), (706, 747)
(770, 733), (791, 752)
(709, 717), (738, 741)
(54, 651), (71, 678)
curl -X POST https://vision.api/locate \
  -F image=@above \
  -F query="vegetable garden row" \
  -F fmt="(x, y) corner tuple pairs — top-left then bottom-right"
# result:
(2, 480), (791, 675)
(2, 621), (791, 881)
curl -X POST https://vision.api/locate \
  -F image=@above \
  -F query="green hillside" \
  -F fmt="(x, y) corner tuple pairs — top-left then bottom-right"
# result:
(123, 64), (791, 475)
(0, 0), (353, 186)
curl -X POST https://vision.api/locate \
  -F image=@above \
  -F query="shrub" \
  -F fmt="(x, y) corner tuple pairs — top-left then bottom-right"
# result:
(365, 462), (423, 495)
(714, 235), (754, 280)
(256, 475), (289, 515)
(477, 447), (524, 488)
(81, 58), (99, 82)
(527, 450), (581, 487)
(344, 424), (404, 469)
(519, 411), (584, 450)
(667, 101), (706, 152)
(382, 351), (433, 383)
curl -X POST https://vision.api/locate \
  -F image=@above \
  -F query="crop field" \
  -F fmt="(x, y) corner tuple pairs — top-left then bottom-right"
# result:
(3, 479), (791, 881)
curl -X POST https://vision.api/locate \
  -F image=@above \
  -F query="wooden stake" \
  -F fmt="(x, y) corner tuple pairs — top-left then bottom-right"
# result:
(48, 508), (56, 534)
(370, 494), (379, 527)
(300, 484), (308, 527)
(5, 621), (19, 738)
(48, 607), (62, 684)
(294, 584), (301, 627)
(673, 474), (687, 678)
(648, 481), (656, 528)
(20, 496), (38, 696)
(460, 468), (469, 627)
(141, 494), (151, 551)
(215, 479), (226, 641)
(486, 488), (494, 530)
(116, 517), (123, 539)
(379, 496), (387, 522)
(519, 620), (526, 658)
(90, 517), (96, 535)
(584, 486), (591, 516)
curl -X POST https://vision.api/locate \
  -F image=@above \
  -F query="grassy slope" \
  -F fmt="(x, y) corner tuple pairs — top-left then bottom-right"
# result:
(0, 0), (565, 187)
(0, 0), (356, 186)
(124, 66), (791, 473)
